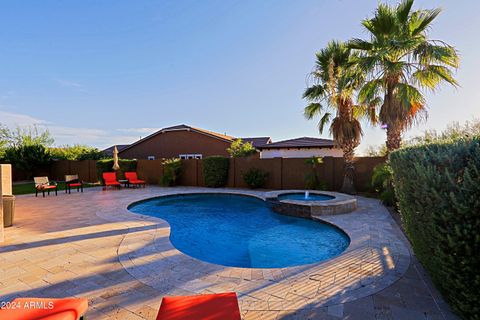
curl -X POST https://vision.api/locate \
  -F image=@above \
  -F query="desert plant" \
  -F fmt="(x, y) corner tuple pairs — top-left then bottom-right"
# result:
(371, 163), (395, 206)
(242, 167), (268, 189)
(389, 137), (480, 319)
(203, 156), (229, 187)
(161, 158), (182, 186)
(349, 0), (459, 153)
(227, 139), (257, 157)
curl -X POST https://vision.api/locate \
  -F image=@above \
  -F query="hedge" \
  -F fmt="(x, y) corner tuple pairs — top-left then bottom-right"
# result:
(203, 156), (229, 187)
(389, 137), (480, 319)
(96, 159), (137, 181)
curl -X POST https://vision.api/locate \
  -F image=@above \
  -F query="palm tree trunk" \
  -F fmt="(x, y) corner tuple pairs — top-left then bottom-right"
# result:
(340, 143), (356, 194)
(386, 124), (402, 153)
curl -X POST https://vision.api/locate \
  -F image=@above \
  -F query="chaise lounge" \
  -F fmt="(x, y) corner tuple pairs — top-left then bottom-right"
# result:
(102, 172), (121, 190)
(125, 172), (146, 188)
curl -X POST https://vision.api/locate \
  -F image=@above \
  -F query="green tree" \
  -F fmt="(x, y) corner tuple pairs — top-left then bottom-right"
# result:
(50, 145), (107, 160)
(349, 0), (459, 153)
(303, 41), (378, 194)
(227, 139), (256, 157)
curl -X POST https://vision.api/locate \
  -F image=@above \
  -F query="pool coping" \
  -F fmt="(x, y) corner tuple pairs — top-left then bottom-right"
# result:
(95, 187), (411, 311)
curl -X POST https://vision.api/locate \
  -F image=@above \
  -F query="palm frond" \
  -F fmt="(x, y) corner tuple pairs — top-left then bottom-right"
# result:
(318, 112), (332, 133)
(413, 42), (460, 68)
(413, 65), (458, 89)
(358, 79), (384, 104)
(303, 84), (326, 100)
(396, 0), (414, 24)
(409, 8), (442, 36)
(303, 102), (323, 120)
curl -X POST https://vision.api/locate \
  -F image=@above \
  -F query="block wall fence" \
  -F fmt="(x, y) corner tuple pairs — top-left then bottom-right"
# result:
(9, 157), (385, 192)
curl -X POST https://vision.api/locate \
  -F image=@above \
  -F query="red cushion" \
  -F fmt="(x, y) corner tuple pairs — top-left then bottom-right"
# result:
(68, 183), (82, 187)
(105, 181), (121, 186)
(125, 172), (138, 181)
(129, 179), (145, 184)
(102, 172), (118, 183)
(0, 297), (88, 320)
(156, 292), (240, 320)
(37, 185), (57, 190)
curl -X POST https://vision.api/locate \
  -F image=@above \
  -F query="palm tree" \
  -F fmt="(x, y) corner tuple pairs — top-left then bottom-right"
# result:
(349, 0), (459, 152)
(303, 41), (377, 194)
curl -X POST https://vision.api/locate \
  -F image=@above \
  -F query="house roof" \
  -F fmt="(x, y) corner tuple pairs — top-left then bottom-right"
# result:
(118, 124), (236, 154)
(257, 137), (335, 149)
(102, 144), (130, 157)
(239, 137), (272, 148)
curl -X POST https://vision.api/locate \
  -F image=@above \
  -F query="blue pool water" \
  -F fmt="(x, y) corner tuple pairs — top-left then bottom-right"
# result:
(278, 193), (335, 201)
(129, 194), (349, 268)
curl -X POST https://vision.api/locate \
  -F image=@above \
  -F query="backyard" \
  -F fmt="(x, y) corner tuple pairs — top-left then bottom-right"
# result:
(1, 0), (479, 319)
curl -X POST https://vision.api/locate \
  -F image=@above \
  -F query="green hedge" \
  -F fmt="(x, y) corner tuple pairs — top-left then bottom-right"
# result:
(389, 138), (480, 319)
(242, 167), (268, 189)
(203, 156), (229, 187)
(96, 159), (137, 181)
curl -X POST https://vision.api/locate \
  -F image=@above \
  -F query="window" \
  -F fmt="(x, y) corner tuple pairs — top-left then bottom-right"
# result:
(147, 156), (155, 160)
(179, 154), (202, 159)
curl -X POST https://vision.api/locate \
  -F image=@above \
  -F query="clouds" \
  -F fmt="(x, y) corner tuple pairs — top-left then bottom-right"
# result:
(56, 79), (86, 92)
(0, 110), (140, 148)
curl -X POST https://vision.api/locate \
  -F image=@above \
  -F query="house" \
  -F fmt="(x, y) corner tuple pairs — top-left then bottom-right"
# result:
(257, 137), (343, 159)
(115, 124), (271, 160)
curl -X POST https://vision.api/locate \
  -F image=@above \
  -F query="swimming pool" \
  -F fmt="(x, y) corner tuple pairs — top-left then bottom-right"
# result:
(129, 193), (350, 268)
(278, 192), (335, 201)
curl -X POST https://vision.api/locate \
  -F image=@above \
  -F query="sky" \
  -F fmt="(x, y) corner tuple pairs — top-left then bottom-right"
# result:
(0, 0), (479, 153)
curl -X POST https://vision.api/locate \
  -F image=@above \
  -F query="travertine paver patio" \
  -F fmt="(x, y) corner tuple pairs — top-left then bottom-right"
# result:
(1, 186), (457, 319)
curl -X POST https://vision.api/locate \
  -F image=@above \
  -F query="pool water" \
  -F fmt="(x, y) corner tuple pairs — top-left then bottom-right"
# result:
(278, 193), (335, 201)
(129, 194), (349, 268)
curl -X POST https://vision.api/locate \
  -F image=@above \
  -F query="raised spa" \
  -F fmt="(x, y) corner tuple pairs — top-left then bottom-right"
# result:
(129, 193), (349, 268)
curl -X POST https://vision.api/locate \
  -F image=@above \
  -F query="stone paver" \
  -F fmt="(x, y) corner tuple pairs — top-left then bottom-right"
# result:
(0, 186), (457, 319)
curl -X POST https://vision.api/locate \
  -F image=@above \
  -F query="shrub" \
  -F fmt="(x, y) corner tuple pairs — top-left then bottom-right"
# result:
(242, 167), (268, 189)
(203, 156), (229, 187)
(96, 159), (137, 181)
(161, 158), (182, 186)
(371, 163), (395, 206)
(227, 139), (257, 157)
(3, 144), (52, 178)
(50, 145), (107, 160)
(389, 137), (480, 319)
(304, 156), (327, 190)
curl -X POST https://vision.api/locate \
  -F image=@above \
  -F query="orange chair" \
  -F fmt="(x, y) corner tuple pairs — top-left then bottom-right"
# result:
(156, 292), (241, 320)
(124, 172), (146, 188)
(102, 172), (121, 190)
(0, 297), (88, 320)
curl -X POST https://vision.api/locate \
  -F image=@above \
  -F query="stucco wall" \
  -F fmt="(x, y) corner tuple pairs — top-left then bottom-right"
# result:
(260, 147), (343, 159)
(119, 130), (232, 159)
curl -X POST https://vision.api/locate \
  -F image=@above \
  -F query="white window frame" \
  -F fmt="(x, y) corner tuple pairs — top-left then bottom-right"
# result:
(179, 154), (202, 160)
(147, 155), (155, 160)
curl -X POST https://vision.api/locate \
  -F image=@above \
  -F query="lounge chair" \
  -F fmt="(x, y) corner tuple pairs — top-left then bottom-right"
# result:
(156, 292), (241, 320)
(102, 172), (121, 190)
(125, 172), (146, 188)
(0, 297), (88, 319)
(34, 176), (58, 197)
(65, 174), (83, 194)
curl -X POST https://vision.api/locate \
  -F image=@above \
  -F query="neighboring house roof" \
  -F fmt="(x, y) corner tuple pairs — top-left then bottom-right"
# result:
(102, 144), (130, 157)
(118, 124), (235, 154)
(257, 137), (335, 149)
(239, 137), (272, 148)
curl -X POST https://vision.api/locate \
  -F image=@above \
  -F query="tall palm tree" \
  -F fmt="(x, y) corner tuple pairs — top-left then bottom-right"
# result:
(303, 41), (377, 194)
(349, 0), (459, 152)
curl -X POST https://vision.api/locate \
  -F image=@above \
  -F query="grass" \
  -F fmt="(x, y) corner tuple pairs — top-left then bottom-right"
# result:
(13, 182), (99, 195)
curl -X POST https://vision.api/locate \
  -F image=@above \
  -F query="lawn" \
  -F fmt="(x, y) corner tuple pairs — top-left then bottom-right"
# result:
(13, 182), (99, 195)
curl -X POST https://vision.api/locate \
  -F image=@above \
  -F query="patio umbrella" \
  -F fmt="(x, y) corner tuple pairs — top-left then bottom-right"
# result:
(112, 146), (120, 171)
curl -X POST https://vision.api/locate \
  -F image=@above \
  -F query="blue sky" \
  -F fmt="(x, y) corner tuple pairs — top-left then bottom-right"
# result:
(0, 0), (478, 153)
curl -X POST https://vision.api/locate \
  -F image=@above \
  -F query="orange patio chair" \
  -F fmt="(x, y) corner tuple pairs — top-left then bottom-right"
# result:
(34, 177), (58, 197)
(0, 297), (88, 320)
(102, 172), (121, 190)
(156, 292), (241, 320)
(124, 172), (146, 188)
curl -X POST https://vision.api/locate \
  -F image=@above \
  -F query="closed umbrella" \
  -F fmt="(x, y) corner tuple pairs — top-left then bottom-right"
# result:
(112, 146), (120, 171)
